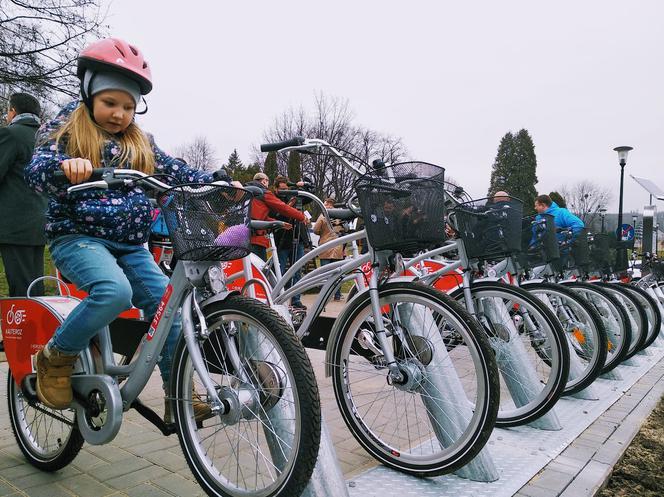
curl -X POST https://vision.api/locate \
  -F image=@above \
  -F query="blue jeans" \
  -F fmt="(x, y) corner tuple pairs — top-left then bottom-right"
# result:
(277, 243), (305, 305)
(49, 235), (180, 385)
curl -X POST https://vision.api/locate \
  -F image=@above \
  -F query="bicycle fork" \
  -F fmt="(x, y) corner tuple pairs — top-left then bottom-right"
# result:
(367, 264), (406, 384)
(181, 292), (227, 416)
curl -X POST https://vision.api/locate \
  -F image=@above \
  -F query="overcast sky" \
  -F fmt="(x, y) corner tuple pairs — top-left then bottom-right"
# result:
(105, 0), (663, 213)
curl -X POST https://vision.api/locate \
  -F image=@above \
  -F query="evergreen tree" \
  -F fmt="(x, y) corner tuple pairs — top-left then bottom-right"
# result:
(226, 149), (244, 176)
(488, 132), (515, 196)
(488, 129), (538, 213)
(263, 151), (278, 183)
(233, 162), (261, 185)
(287, 151), (302, 181)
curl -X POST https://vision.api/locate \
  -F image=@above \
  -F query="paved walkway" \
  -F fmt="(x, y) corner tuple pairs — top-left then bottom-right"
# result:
(0, 292), (662, 496)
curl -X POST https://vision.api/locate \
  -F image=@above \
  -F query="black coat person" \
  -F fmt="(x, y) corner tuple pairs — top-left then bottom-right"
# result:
(0, 93), (47, 302)
(474, 192), (522, 257)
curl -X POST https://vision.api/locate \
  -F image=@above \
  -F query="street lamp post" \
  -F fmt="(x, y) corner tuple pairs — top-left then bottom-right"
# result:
(614, 146), (633, 270)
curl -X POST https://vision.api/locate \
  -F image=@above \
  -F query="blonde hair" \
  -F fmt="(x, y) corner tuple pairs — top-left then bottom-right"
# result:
(53, 103), (155, 174)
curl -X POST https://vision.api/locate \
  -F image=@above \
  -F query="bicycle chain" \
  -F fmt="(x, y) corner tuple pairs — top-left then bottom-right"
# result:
(26, 401), (75, 426)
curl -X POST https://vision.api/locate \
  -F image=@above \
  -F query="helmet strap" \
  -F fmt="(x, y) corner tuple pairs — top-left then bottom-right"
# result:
(80, 72), (98, 123)
(135, 96), (148, 115)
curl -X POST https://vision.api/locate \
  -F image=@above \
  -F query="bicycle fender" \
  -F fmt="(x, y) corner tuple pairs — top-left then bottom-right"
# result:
(472, 276), (503, 283)
(199, 290), (242, 311)
(521, 279), (546, 286)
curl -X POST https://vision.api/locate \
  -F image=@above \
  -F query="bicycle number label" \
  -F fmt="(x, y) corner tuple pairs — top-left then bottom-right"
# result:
(147, 284), (174, 341)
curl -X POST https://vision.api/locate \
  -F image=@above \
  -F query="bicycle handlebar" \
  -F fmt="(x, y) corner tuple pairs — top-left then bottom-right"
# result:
(250, 220), (287, 231)
(60, 168), (232, 195)
(53, 168), (112, 184)
(260, 137), (305, 152)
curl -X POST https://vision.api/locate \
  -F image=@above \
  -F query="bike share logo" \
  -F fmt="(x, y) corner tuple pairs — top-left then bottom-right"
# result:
(6, 304), (26, 325)
(4, 304), (26, 336)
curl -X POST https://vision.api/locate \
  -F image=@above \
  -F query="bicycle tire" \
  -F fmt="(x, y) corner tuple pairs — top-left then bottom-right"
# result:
(560, 281), (632, 374)
(171, 295), (320, 497)
(520, 281), (608, 395)
(7, 371), (84, 471)
(450, 281), (569, 427)
(596, 283), (648, 359)
(621, 284), (662, 350)
(329, 282), (499, 476)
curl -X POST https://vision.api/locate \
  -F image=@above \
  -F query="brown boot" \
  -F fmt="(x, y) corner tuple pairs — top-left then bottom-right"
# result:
(192, 389), (214, 423)
(36, 343), (78, 410)
(163, 387), (214, 424)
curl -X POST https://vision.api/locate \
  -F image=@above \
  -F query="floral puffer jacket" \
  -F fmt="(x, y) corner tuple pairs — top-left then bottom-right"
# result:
(26, 101), (214, 244)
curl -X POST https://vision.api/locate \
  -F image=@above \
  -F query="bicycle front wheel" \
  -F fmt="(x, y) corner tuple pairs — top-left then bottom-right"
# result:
(561, 281), (631, 374)
(596, 283), (648, 359)
(521, 281), (608, 395)
(452, 281), (569, 427)
(330, 282), (499, 476)
(620, 284), (661, 351)
(171, 296), (320, 497)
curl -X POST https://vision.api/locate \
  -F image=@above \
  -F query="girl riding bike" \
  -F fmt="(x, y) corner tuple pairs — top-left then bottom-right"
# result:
(25, 37), (236, 420)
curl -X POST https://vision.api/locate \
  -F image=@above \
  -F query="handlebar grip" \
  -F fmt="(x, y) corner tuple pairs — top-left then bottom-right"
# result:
(243, 185), (264, 198)
(260, 137), (305, 153)
(53, 168), (110, 184)
(327, 208), (357, 220)
(249, 220), (286, 231)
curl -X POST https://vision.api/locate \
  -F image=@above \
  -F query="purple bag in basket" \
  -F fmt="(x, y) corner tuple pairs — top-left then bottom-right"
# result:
(214, 224), (250, 247)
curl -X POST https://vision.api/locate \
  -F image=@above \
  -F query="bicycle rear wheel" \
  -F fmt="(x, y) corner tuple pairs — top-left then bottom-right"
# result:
(329, 282), (499, 476)
(451, 281), (569, 427)
(7, 371), (84, 471)
(171, 296), (320, 497)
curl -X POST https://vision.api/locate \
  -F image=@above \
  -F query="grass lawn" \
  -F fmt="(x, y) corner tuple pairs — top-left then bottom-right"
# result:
(599, 396), (664, 496)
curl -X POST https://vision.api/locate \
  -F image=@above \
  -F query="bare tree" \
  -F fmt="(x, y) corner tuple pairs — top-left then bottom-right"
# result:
(256, 93), (407, 201)
(559, 180), (612, 230)
(173, 136), (219, 172)
(0, 0), (107, 108)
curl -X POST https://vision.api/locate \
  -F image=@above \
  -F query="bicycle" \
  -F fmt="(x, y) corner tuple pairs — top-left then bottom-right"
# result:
(253, 138), (501, 477)
(515, 215), (608, 395)
(1, 168), (321, 497)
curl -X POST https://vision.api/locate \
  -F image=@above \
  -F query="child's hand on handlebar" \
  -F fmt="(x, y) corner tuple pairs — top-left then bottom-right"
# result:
(61, 158), (93, 184)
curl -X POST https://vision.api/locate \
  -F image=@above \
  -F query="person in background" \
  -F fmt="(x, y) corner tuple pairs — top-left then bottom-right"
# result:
(273, 175), (309, 310)
(313, 197), (344, 301)
(245, 172), (304, 261)
(534, 194), (584, 239)
(0, 93), (46, 352)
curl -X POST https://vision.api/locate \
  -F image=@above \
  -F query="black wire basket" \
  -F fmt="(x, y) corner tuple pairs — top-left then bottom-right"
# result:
(451, 195), (524, 261)
(562, 228), (590, 271)
(354, 162), (446, 255)
(588, 233), (613, 272)
(158, 184), (253, 261)
(651, 260), (664, 279)
(519, 214), (561, 270)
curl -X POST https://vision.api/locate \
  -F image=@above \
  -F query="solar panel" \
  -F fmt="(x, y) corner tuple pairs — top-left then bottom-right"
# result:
(630, 175), (664, 200)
